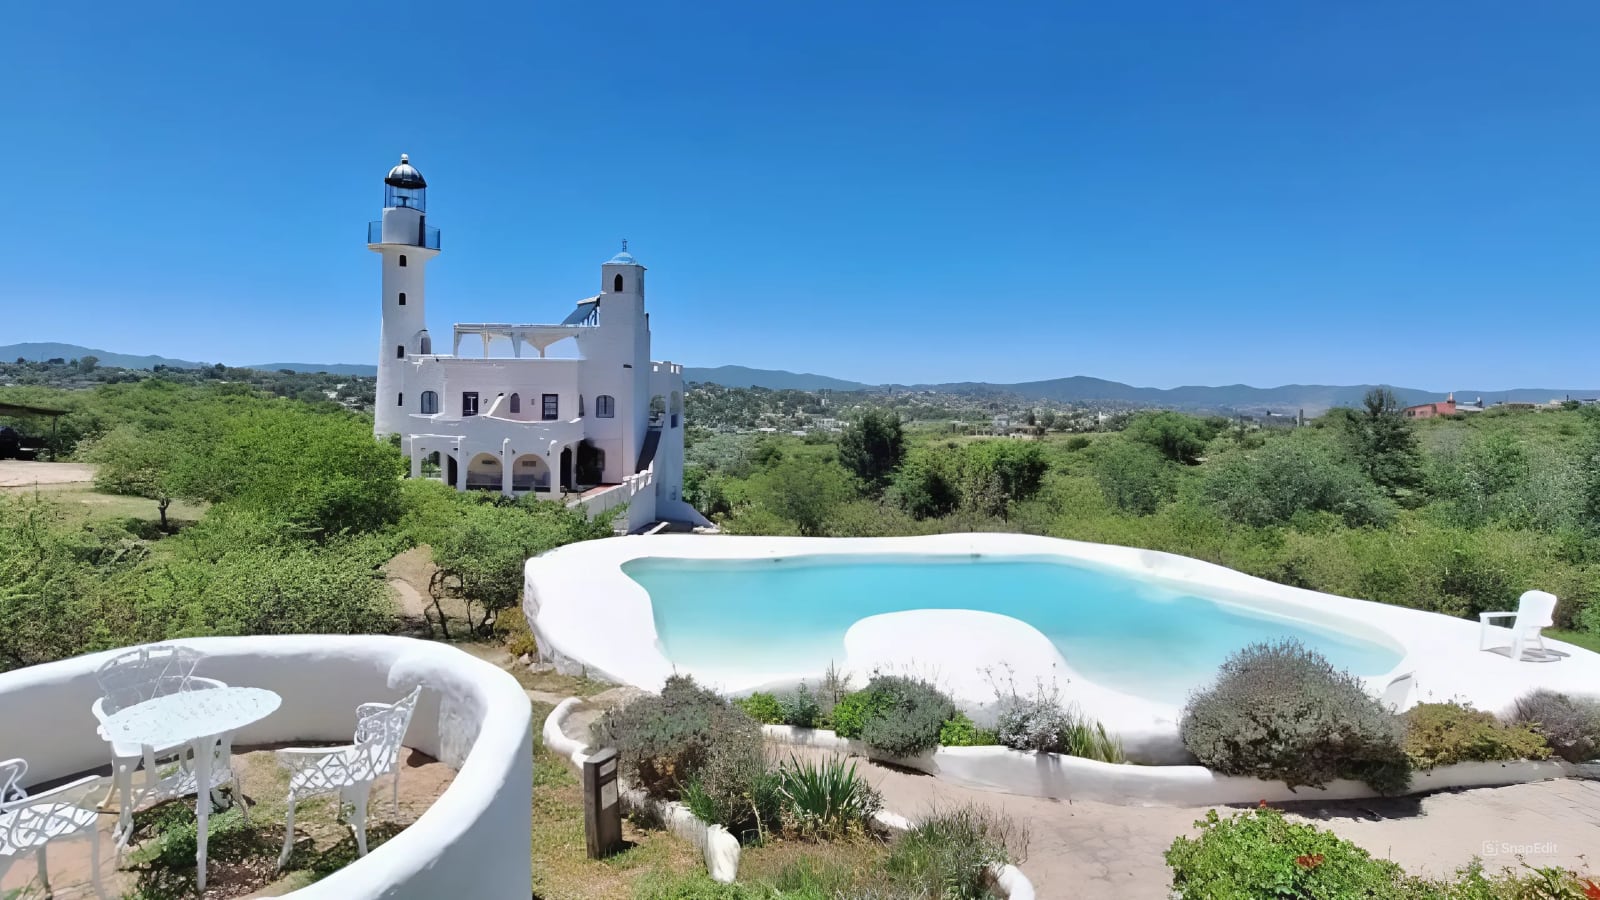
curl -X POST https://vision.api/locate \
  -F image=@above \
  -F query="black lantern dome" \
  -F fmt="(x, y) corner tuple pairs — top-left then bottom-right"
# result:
(383, 154), (427, 211)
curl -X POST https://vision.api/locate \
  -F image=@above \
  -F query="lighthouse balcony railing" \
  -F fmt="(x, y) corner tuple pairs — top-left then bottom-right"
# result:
(368, 221), (442, 250)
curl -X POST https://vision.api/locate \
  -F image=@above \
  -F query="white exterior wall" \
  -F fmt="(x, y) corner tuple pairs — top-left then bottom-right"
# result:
(0, 636), (532, 898)
(367, 160), (699, 527)
(374, 206), (437, 437)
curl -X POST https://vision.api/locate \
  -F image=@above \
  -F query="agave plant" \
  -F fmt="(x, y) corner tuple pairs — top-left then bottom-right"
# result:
(776, 753), (882, 839)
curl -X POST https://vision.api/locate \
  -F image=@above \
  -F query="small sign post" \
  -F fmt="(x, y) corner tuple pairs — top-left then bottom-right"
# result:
(583, 747), (623, 859)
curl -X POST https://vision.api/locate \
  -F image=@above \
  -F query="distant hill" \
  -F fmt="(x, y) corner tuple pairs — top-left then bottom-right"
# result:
(0, 343), (378, 377)
(685, 365), (1598, 415)
(682, 365), (869, 392)
(1, 342), (209, 370)
(248, 362), (378, 376)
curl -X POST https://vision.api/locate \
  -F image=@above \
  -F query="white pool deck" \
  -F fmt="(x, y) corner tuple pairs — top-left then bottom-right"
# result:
(524, 533), (1600, 758)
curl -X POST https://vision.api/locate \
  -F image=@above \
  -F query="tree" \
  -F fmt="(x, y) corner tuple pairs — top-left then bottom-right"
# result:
(747, 455), (853, 536)
(1124, 411), (1218, 465)
(1203, 438), (1395, 528)
(78, 355), (99, 374)
(838, 409), (905, 491)
(890, 447), (960, 519)
(1093, 440), (1176, 515)
(1341, 388), (1424, 499)
(83, 424), (187, 530)
(958, 440), (1048, 518)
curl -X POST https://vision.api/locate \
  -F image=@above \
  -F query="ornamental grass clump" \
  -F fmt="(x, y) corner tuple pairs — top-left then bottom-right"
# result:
(886, 804), (1028, 900)
(1180, 640), (1410, 794)
(1401, 701), (1549, 769)
(775, 754), (882, 839)
(1511, 689), (1600, 763)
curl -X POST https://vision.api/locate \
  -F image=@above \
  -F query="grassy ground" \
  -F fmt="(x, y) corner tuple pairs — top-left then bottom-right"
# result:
(4, 482), (206, 527)
(529, 699), (704, 900)
(1551, 628), (1600, 655)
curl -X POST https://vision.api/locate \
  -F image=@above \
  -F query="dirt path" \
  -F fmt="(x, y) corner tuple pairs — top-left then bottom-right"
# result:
(781, 746), (1600, 899)
(0, 460), (95, 488)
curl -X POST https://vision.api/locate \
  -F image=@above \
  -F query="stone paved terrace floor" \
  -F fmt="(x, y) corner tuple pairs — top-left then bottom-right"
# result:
(783, 747), (1600, 900)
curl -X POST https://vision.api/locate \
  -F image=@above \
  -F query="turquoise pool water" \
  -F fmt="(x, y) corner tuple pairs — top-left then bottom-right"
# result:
(623, 555), (1404, 706)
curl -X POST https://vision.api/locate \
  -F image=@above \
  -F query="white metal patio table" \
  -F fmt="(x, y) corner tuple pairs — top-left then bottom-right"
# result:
(101, 686), (281, 890)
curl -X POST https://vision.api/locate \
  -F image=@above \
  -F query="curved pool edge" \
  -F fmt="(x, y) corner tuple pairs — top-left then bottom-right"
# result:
(523, 533), (1600, 748)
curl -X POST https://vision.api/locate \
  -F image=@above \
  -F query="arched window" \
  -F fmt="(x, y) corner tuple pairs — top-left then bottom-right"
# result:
(399, 254), (407, 267)
(509, 392), (521, 414)
(420, 391), (438, 414)
(596, 395), (615, 418)
(578, 395), (585, 417)
(613, 273), (624, 292)
(396, 345), (405, 359)
(419, 333), (432, 354)
(398, 292), (406, 306)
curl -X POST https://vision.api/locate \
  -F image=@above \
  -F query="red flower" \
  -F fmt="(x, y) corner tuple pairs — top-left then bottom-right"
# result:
(1258, 799), (1269, 809)
(1580, 878), (1600, 900)
(1295, 854), (1325, 870)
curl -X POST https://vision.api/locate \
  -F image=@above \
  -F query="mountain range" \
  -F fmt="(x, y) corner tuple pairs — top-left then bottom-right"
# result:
(1, 343), (377, 376)
(6, 344), (1595, 414)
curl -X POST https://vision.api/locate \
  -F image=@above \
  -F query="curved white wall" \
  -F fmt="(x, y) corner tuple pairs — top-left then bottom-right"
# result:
(525, 533), (1600, 760)
(0, 636), (532, 899)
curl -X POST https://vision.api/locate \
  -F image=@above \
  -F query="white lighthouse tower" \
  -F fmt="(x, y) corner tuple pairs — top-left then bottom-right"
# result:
(370, 154), (440, 437)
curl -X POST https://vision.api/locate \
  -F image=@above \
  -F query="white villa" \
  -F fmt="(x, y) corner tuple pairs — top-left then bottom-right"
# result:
(369, 155), (704, 531)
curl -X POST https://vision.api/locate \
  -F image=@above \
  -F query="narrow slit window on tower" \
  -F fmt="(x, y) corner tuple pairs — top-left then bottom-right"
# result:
(396, 345), (405, 359)
(397, 393), (404, 406)
(398, 292), (407, 306)
(399, 254), (407, 267)
(613, 273), (624, 292)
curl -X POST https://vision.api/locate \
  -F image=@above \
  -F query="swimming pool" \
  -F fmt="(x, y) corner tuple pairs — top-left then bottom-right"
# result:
(623, 554), (1404, 707)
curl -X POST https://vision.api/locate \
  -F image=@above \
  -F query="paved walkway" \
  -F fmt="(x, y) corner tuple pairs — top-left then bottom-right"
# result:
(786, 747), (1600, 899)
(0, 460), (94, 488)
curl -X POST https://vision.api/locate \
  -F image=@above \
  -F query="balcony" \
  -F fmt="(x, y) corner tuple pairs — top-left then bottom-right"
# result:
(368, 220), (442, 250)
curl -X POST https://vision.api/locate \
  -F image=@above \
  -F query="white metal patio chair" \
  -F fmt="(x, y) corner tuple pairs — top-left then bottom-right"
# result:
(90, 644), (238, 854)
(0, 758), (107, 899)
(274, 685), (421, 869)
(1479, 590), (1559, 662)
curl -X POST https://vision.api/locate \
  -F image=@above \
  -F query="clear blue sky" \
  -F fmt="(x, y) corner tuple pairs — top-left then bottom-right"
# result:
(3, 2), (1597, 389)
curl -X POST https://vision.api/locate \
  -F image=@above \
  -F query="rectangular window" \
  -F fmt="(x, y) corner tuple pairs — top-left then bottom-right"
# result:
(462, 392), (479, 416)
(542, 393), (559, 420)
(397, 393), (404, 406)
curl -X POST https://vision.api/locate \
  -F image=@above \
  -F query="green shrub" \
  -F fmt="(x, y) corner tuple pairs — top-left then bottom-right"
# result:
(1401, 702), (1550, 769)
(775, 754), (882, 839)
(591, 674), (759, 800)
(680, 727), (782, 844)
(1166, 807), (1410, 899)
(493, 606), (538, 659)
(1180, 640), (1411, 794)
(886, 805), (1027, 900)
(1511, 689), (1600, 763)
(735, 692), (784, 725)
(855, 676), (956, 758)
(1203, 438), (1396, 529)
(938, 713), (997, 747)
(990, 679), (1123, 762)
(829, 691), (879, 739)
(779, 683), (822, 728)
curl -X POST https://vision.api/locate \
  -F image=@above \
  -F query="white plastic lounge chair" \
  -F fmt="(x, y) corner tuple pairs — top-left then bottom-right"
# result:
(91, 644), (237, 854)
(0, 758), (106, 899)
(274, 686), (421, 869)
(1479, 590), (1558, 662)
